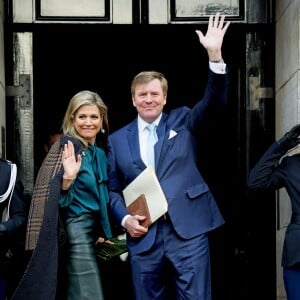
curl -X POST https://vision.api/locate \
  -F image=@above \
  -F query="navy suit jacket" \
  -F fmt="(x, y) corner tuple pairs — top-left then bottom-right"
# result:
(0, 158), (29, 284)
(0, 159), (28, 245)
(108, 69), (227, 255)
(248, 141), (300, 267)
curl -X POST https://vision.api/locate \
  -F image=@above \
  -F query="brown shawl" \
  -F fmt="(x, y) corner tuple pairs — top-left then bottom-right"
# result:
(25, 139), (63, 250)
(12, 136), (83, 300)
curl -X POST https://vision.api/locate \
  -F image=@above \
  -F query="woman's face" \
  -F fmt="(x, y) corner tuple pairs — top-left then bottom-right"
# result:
(73, 104), (102, 144)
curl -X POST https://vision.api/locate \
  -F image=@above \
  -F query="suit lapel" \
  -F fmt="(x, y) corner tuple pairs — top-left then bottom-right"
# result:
(155, 114), (167, 172)
(127, 120), (146, 170)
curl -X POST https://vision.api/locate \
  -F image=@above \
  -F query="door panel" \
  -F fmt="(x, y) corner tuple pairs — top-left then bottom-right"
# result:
(10, 0), (272, 24)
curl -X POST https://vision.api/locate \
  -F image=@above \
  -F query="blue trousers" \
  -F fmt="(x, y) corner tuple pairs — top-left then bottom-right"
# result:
(283, 266), (300, 300)
(130, 218), (211, 300)
(65, 214), (104, 300)
(0, 279), (7, 300)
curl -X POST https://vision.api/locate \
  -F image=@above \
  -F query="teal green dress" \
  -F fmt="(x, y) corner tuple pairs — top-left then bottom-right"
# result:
(59, 143), (112, 238)
(59, 143), (112, 300)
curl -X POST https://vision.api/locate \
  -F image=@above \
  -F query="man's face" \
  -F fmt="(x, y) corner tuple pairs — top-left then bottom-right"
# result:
(132, 79), (166, 123)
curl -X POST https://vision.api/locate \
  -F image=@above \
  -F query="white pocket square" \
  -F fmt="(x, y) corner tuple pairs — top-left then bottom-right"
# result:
(168, 130), (177, 139)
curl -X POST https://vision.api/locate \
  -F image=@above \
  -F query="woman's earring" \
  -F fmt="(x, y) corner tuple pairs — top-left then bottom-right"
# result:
(101, 128), (105, 133)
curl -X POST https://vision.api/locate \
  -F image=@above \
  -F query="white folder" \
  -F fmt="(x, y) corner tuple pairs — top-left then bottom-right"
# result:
(122, 165), (168, 224)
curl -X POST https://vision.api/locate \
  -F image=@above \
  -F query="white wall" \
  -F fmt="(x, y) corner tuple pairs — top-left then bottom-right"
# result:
(275, 0), (300, 299)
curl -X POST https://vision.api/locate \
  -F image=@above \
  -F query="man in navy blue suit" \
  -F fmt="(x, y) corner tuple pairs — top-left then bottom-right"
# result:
(107, 13), (230, 300)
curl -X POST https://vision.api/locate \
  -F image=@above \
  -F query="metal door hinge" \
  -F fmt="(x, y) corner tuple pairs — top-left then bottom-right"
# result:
(6, 74), (31, 109)
(249, 76), (273, 110)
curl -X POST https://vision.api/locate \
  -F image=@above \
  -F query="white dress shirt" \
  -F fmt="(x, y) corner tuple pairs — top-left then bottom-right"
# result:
(137, 114), (162, 166)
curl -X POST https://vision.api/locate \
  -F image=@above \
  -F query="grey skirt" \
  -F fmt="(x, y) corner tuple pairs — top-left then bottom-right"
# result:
(65, 213), (104, 300)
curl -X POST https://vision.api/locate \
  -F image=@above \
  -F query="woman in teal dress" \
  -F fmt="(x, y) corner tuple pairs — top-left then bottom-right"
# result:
(59, 90), (112, 300)
(12, 90), (112, 300)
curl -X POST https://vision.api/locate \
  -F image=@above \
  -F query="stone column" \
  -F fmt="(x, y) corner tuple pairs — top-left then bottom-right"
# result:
(275, 0), (300, 299)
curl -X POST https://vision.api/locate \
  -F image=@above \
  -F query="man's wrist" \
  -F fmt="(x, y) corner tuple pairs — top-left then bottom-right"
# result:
(121, 214), (131, 228)
(210, 58), (224, 63)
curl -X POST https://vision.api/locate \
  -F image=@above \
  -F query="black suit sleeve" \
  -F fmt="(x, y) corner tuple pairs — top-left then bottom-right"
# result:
(247, 141), (288, 191)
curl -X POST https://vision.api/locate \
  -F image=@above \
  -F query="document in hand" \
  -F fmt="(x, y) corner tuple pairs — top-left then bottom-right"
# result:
(122, 165), (168, 226)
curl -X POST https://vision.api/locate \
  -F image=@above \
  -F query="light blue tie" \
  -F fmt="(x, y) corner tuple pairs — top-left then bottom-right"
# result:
(146, 123), (157, 168)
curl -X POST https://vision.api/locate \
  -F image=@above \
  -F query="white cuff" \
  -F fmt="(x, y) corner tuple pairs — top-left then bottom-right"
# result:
(121, 214), (131, 227)
(209, 61), (226, 74)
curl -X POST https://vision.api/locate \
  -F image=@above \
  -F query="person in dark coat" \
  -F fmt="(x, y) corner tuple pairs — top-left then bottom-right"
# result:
(0, 158), (30, 300)
(248, 124), (300, 300)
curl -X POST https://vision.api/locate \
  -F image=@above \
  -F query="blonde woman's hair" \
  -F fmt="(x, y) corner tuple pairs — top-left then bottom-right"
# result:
(62, 90), (109, 148)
